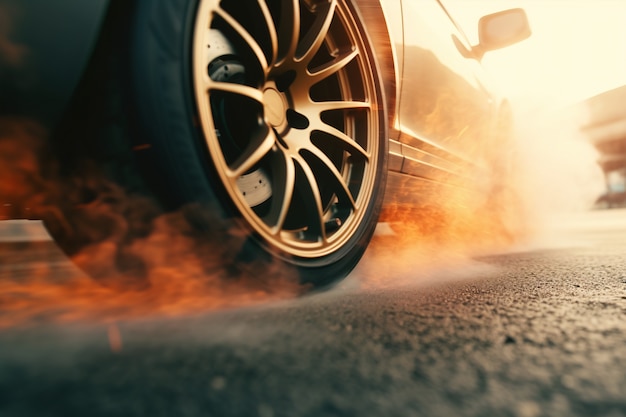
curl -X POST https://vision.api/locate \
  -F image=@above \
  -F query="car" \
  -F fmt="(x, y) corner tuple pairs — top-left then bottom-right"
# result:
(0, 0), (530, 286)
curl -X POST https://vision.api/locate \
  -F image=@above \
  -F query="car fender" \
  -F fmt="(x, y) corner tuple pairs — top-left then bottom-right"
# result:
(353, 0), (400, 135)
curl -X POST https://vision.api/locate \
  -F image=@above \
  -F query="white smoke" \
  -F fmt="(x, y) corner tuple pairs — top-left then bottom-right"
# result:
(511, 101), (605, 222)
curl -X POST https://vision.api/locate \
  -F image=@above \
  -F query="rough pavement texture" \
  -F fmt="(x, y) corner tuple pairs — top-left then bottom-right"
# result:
(1, 211), (626, 417)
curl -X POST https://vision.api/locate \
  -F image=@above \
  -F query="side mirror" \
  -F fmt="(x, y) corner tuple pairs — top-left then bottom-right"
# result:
(475, 8), (531, 60)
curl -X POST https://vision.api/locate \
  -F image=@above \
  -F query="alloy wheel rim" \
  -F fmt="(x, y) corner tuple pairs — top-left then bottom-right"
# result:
(192, 0), (381, 259)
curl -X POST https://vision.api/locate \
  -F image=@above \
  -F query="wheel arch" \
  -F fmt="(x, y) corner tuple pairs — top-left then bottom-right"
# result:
(350, 0), (399, 132)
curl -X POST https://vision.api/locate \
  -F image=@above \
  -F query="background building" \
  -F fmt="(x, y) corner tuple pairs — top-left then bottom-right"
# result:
(581, 85), (626, 208)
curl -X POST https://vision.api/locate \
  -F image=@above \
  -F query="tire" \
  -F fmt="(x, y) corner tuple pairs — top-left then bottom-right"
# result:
(128, 0), (388, 286)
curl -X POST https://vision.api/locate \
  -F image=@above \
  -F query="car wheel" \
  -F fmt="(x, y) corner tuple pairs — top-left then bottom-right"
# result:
(127, 0), (388, 286)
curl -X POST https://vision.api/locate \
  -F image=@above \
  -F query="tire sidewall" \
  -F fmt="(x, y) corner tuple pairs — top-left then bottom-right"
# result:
(131, 0), (219, 207)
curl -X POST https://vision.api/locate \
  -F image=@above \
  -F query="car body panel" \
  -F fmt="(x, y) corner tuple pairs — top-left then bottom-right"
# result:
(397, 0), (498, 164)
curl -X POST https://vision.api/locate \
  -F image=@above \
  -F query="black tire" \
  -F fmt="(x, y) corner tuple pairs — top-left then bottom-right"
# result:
(129, 0), (388, 286)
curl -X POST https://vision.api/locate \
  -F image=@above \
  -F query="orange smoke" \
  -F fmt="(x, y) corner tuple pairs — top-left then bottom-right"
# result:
(0, 117), (302, 328)
(0, 239), (301, 328)
(355, 170), (530, 290)
(360, 100), (605, 291)
(0, 120), (53, 220)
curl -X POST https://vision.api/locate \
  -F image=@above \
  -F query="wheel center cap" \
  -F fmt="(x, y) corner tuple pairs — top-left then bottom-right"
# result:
(263, 88), (286, 127)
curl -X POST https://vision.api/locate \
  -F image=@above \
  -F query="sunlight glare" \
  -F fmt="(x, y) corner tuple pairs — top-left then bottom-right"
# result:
(446, 0), (626, 108)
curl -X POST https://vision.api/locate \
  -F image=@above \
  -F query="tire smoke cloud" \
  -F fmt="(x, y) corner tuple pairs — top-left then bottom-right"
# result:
(0, 117), (302, 328)
(341, 101), (605, 291)
(510, 102), (605, 231)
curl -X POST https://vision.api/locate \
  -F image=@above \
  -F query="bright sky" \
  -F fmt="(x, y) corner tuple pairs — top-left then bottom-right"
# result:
(445, 0), (626, 108)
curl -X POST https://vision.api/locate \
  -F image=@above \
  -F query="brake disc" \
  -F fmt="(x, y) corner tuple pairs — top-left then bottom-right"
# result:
(206, 29), (272, 208)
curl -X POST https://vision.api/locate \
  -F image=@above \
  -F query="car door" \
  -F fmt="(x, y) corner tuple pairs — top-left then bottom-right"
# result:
(397, 0), (497, 169)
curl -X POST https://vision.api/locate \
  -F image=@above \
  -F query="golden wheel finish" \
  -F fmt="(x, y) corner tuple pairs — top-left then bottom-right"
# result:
(193, 0), (382, 259)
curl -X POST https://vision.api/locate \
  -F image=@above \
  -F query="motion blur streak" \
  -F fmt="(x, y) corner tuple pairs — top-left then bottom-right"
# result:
(0, 118), (302, 328)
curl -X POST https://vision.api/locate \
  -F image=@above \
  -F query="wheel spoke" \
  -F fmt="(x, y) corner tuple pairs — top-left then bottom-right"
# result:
(258, 0), (279, 65)
(277, 0), (301, 64)
(313, 100), (371, 113)
(311, 124), (371, 161)
(215, 6), (269, 72)
(305, 147), (356, 209)
(308, 49), (358, 86)
(265, 153), (296, 234)
(295, 157), (327, 241)
(227, 127), (276, 179)
(298, 0), (337, 64)
(208, 81), (264, 104)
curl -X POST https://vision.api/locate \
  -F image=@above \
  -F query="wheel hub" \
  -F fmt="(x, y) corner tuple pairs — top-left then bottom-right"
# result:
(263, 87), (287, 128)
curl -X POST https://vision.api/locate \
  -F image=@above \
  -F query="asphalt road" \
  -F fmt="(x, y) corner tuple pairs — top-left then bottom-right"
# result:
(1, 210), (626, 417)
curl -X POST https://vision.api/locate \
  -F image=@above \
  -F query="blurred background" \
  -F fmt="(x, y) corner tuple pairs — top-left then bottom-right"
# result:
(449, 0), (626, 216)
